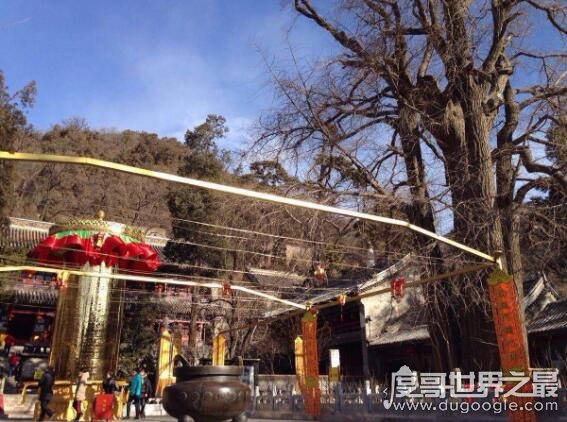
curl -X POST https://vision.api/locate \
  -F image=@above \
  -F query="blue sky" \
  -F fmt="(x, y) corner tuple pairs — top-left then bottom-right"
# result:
(0, 0), (332, 150)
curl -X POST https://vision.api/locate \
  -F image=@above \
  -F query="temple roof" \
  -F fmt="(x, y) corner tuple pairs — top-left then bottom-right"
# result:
(0, 287), (58, 306)
(369, 326), (430, 347)
(1, 217), (168, 250)
(245, 267), (308, 287)
(1, 218), (51, 250)
(261, 254), (415, 318)
(524, 272), (561, 322)
(528, 299), (567, 334)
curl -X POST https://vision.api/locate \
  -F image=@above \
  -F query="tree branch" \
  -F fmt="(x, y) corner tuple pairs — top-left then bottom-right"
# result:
(294, 0), (369, 59)
(514, 177), (554, 203)
(517, 147), (567, 191)
(525, 0), (567, 35)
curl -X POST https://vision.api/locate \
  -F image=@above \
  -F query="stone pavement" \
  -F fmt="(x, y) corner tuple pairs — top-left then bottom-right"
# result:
(6, 414), (567, 421)
(2, 418), (309, 422)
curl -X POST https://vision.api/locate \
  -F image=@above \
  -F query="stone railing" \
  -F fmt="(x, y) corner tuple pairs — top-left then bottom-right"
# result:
(248, 383), (567, 419)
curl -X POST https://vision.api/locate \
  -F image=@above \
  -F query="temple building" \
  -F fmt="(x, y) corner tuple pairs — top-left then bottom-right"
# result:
(0, 216), (199, 379)
(260, 255), (565, 382)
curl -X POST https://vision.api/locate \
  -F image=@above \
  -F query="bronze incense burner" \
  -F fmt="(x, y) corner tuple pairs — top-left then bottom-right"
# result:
(162, 356), (250, 422)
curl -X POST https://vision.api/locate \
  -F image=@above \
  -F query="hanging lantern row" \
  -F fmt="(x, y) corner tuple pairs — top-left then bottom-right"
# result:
(5, 309), (51, 321)
(390, 276), (406, 301)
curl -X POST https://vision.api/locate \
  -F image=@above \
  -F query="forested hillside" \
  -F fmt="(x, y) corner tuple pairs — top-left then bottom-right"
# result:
(0, 74), (393, 276)
(11, 122), (187, 228)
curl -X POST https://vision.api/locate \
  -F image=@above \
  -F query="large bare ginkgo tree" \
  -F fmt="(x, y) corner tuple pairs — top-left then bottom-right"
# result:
(256, 0), (567, 372)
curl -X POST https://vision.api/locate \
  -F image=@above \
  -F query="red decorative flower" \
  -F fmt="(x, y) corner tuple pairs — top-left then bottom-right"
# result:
(29, 232), (159, 273)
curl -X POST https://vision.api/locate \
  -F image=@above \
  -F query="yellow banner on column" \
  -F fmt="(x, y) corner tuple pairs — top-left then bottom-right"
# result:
(294, 336), (305, 390)
(212, 335), (226, 366)
(155, 328), (174, 397)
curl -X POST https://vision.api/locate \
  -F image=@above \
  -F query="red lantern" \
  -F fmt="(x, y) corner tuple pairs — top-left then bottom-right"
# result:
(222, 282), (232, 297)
(313, 264), (327, 285)
(391, 276), (406, 301)
(35, 312), (43, 322)
(8, 310), (15, 321)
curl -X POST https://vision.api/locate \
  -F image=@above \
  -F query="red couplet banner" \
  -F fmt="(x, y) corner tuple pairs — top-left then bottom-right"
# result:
(301, 310), (321, 417)
(487, 269), (535, 422)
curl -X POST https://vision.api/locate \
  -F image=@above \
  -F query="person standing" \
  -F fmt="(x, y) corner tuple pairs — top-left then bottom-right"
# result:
(126, 369), (142, 419)
(94, 371), (117, 422)
(102, 372), (117, 394)
(7, 354), (19, 377)
(72, 368), (89, 421)
(3, 334), (15, 356)
(139, 368), (153, 419)
(38, 366), (55, 421)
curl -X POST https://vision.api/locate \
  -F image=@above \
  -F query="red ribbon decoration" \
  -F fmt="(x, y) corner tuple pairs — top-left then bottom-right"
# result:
(29, 234), (160, 272)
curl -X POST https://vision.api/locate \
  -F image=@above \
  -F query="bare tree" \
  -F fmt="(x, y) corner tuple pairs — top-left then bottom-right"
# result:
(255, 0), (567, 372)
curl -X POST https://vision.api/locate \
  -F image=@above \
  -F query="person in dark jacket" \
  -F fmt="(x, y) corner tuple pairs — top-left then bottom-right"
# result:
(7, 354), (19, 377)
(102, 371), (117, 394)
(38, 366), (55, 421)
(139, 368), (153, 419)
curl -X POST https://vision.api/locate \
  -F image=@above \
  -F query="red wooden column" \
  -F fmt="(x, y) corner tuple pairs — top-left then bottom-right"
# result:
(487, 268), (535, 422)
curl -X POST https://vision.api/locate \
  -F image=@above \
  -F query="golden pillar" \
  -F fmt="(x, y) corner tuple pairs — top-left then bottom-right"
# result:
(49, 263), (124, 380)
(156, 328), (180, 397)
(28, 212), (159, 381)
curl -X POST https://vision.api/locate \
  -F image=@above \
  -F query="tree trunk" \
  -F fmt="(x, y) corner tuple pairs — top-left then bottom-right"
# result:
(397, 105), (458, 372)
(495, 83), (528, 357)
(439, 79), (504, 372)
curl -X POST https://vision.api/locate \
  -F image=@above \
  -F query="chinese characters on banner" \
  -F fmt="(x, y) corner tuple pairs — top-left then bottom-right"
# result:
(93, 394), (114, 421)
(301, 310), (321, 417)
(487, 268), (535, 422)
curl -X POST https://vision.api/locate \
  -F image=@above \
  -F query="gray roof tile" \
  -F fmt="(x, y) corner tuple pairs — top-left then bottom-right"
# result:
(528, 299), (567, 334)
